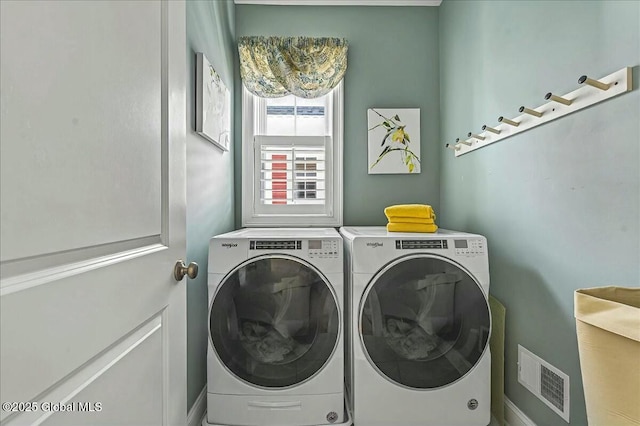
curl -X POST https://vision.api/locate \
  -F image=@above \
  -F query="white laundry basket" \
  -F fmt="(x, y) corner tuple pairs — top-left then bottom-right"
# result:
(574, 287), (640, 426)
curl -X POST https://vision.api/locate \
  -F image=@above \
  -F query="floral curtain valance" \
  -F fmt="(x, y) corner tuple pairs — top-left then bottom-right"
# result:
(238, 36), (348, 99)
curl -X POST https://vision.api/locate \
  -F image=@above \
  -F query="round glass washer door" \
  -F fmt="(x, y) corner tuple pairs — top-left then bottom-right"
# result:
(210, 255), (340, 388)
(359, 254), (490, 389)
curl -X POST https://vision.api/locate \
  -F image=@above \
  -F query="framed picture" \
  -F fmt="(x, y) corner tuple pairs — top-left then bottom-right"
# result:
(367, 108), (420, 174)
(196, 52), (230, 151)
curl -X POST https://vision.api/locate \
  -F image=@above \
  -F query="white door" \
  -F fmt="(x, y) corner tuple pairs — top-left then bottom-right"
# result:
(0, 1), (187, 425)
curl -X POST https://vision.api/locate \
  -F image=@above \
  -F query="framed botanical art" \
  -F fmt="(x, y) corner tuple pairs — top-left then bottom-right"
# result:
(196, 52), (230, 151)
(367, 108), (420, 174)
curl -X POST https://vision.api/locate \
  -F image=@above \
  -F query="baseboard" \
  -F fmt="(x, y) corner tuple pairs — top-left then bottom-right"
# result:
(504, 396), (536, 426)
(187, 387), (207, 426)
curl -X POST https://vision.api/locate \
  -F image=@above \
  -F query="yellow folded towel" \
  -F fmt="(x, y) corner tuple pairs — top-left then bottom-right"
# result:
(384, 204), (435, 220)
(387, 222), (439, 233)
(387, 216), (436, 224)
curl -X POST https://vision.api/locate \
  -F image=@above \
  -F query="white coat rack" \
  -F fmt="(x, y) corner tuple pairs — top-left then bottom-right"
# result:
(445, 67), (633, 156)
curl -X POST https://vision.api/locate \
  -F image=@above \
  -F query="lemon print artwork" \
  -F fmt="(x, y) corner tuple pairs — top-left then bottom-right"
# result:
(367, 108), (420, 174)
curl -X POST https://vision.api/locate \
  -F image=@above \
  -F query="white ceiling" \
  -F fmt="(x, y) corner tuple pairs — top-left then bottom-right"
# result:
(234, 0), (442, 6)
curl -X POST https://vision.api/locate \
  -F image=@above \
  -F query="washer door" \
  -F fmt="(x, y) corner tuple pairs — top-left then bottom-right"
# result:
(360, 254), (490, 389)
(210, 255), (339, 388)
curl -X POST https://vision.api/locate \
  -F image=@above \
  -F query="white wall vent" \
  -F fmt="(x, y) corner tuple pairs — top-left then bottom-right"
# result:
(518, 345), (570, 422)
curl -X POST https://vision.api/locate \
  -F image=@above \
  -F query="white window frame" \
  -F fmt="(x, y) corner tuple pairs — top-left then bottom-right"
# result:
(241, 82), (343, 227)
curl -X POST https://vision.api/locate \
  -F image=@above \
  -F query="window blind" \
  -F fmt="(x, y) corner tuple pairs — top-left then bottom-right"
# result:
(259, 146), (326, 205)
(254, 135), (330, 213)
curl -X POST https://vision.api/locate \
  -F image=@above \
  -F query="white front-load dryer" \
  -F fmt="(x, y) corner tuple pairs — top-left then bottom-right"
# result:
(206, 228), (344, 426)
(340, 226), (491, 426)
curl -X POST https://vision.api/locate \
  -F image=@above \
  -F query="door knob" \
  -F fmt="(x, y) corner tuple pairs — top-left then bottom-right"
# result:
(174, 260), (199, 281)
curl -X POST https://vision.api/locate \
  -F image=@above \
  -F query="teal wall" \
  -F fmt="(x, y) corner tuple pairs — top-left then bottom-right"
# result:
(439, 1), (639, 425)
(186, 0), (235, 411)
(234, 5), (441, 226)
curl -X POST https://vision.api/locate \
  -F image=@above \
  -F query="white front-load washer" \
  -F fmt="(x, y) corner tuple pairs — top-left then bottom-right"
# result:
(206, 228), (344, 426)
(340, 226), (491, 426)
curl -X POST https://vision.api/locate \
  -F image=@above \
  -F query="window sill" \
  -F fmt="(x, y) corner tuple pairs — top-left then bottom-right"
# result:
(242, 213), (342, 227)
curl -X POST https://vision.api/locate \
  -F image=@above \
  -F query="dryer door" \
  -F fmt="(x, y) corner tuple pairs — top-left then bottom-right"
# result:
(360, 254), (490, 389)
(210, 255), (339, 388)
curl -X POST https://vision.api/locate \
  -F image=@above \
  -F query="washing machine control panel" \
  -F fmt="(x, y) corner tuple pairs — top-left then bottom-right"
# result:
(250, 240), (302, 250)
(454, 238), (485, 256)
(308, 239), (339, 258)
(396, 239), (448, 249)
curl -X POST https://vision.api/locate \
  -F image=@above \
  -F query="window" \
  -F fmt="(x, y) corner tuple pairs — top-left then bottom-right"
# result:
(295, 155), (319, 200)
(259, 142), (325, 206)
(242, 83), (343, 226)
(256, 136), (327, 211)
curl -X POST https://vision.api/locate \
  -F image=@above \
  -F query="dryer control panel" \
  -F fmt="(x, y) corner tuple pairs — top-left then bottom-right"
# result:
(454, 238), (486, 257)
(308, 239), (339, 258)
(396, 239), (448, 249)
(250, 240), (302, 250)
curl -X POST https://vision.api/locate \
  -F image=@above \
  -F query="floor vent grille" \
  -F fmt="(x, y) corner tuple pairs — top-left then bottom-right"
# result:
(518, 345), (570, 422)
(541, 364), (565, 412)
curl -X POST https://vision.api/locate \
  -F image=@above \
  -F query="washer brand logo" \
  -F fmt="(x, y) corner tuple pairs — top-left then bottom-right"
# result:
(366, 242), (384, 248)
(221, 243), (238, 248)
